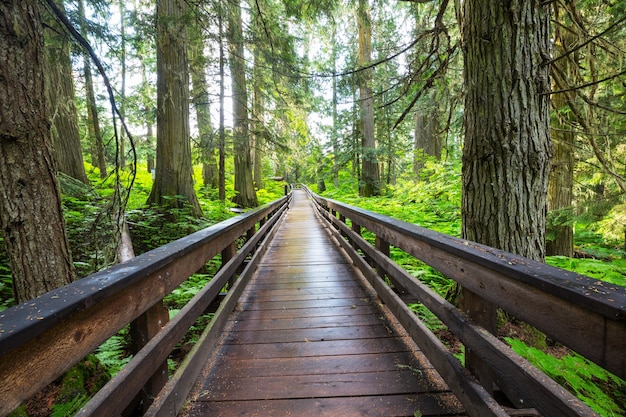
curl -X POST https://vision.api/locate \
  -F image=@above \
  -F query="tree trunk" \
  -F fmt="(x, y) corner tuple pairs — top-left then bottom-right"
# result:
(331, 24), (339, 188)
(460, 0), (552, 389)
(0, 0), (75, 303)
(251, 12), (265, 191)
(118, 0), (127, 168)
(44, 0), (89, 185)
(357, 0), (380, 197)
(189, 25), (218, 189)
(546, 6), (577, 257)
(218, 0), (226, 202)
(228, 0), (257, 208)
(461, 1), (552, 261)
(148, 0), (202, 216)
(413, 103), (440, 178)
(78, 0), (107, 179)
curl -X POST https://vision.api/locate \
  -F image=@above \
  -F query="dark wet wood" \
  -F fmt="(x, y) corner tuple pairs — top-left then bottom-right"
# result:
(185, 191), (464, 417)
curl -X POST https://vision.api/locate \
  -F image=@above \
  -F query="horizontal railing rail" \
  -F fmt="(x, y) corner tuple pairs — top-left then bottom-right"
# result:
(304, 186), (625, 417)
(0, 193), (291, 416)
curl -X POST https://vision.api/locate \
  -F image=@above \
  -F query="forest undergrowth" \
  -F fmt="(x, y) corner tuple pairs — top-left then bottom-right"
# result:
(3, 166), (287, 416)
(315, 160), (626, 416)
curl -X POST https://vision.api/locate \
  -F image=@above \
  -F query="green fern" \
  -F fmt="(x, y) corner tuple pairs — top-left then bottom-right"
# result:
(506, 338), (625, 416)
(51, 394), (89, 417)
(95, 332), (131, 376)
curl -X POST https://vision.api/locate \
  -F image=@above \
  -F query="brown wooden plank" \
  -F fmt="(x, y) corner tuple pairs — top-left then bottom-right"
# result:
(238, 297), (372, 311)
(234, 304), (378, 320)
(210, 352), (424, 378)
(228, 314), (385, 332)
(183, 190), (462, 417)
(187, 393), (465, 417)
(198, 370), (441, 401)
(225, 324), (398, 345)
(222, 337), (420, 359)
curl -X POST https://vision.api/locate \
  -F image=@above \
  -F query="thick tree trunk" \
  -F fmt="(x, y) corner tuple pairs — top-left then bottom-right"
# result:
(460, 0), (552, 389)
(44, 0), (89, 185)
(357, 0), (380, 197)
(461, 1), (552, 261)
(148, 0), (202, 216)
(0, 0), (75, 303)
(228, 0), (257, 208)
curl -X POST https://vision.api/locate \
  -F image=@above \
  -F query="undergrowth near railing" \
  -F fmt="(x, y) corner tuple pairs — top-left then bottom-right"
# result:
(506, 338), (626, 417)
(314, 176), (626, 417)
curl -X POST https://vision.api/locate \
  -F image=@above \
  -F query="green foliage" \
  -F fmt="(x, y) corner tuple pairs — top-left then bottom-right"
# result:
(95, 328), (131, 376)
(164, 272), (216, 310)
(126, 202), (215, 254)
(546, 256), (626, 287)
(320, 159), (462, 236)
(51, 394), (89, 417)
(506, 338), (626, 416)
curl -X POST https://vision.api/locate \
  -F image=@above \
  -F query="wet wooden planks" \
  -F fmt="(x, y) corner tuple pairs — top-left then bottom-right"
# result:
(184, 190), (464, 417)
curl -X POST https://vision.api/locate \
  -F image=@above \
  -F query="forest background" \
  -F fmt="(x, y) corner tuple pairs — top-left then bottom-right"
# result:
(0, 0), (626, 416)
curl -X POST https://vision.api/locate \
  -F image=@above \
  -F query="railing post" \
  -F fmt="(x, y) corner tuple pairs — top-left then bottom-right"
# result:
(351, 223), (361, 251)
(128, 301), (170, 413)
(375, 236), (389, 278)
(221, 242), (237, 289)
(459, 289), (497, 394)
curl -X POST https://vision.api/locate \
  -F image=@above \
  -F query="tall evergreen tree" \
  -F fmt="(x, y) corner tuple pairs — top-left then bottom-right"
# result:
(357, 0), (380, 196)
(148, 0), (202, 215)
(461, 1), (552, 261)
(0, 0), (76, 303)
(44, 0), (89, 184)
(228, 0), (257, 207)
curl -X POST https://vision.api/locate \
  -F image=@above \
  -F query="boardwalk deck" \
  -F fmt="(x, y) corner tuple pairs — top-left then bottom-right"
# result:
(183, 190), (465, 416)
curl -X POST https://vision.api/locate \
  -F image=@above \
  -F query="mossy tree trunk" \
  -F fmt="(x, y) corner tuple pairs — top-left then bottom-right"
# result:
(460, 0), (552, 389)
(357, 0), (380, 197)
(0, 0), (75, 303)
(78, 0), (107, 179)
(461, 1), (552, 261)
(547, 5), (577, 258)
(44, 0), (89, 185)
(148, 0), (202, 216)
(189, 24), (218, 190)
(228, 0), (257, 207)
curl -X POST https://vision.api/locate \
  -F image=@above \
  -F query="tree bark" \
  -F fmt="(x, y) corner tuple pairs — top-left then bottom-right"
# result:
(0, 0), (75, 303)
(547, 9), (576, 257)
(460, 0), (552, 389)
(461, 0), (552, 261)
(189, 25), (218, 189)
(251, 10), (265, 191)
(218, 1), (226, 201)
(413, 105), (440, 177)
(44, 0), (89, 185)
(148, 0), (202, 216)
(357, 0), (380, 197)
(78, 0), (107, 179)
(228, 0), (257, 207)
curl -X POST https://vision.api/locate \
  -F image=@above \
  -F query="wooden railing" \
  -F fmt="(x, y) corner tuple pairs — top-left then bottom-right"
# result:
(304, 186), (626, 417)
(0, 194), (291, 417)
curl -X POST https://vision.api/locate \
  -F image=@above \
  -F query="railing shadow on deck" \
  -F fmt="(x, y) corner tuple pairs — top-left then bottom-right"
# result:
(0, 193), (291, 417)
(302, 185), (626, 417)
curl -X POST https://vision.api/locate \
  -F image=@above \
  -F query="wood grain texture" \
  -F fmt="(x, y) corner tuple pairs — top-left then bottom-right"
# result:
(184, 190), (461, 417)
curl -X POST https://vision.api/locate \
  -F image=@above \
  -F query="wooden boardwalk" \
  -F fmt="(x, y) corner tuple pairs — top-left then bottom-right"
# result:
(183, 190), (465, 416)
